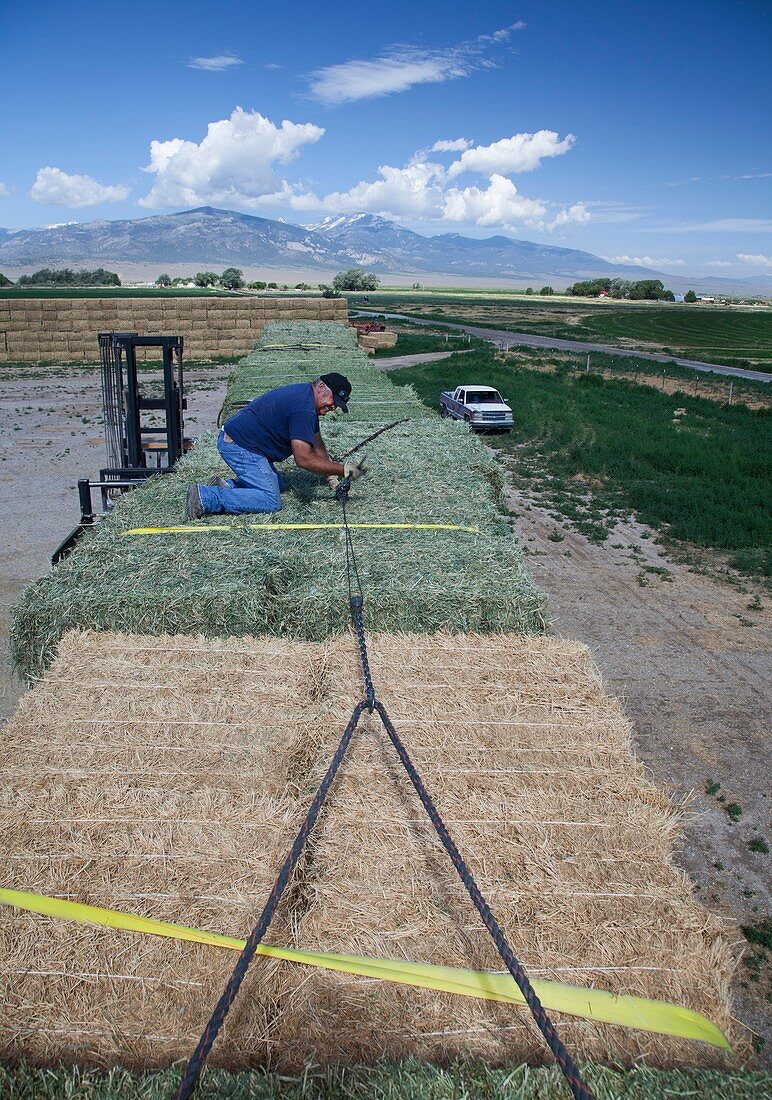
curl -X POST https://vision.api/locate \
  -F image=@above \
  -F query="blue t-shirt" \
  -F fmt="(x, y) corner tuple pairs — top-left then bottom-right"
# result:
(224, 383), (319, 462)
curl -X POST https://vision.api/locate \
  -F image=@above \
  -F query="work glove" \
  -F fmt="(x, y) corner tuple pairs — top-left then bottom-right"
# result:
(344, 458), (368, 482)
(326, 475), (340, 491)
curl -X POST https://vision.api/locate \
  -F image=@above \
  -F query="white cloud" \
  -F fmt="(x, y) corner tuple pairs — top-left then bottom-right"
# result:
(309, 51), (470, 106)
(294, 158), (446, 218)
(737, 253), (772, 266)
(431, 138), (472, 153)
(139, 107), (324, 209)
(658, 218), (772, 232)
(287, 155), (588, 235)
(704, 260), (734, 268)
(443, 174), (547, 228)
(308, 23), (525, 106)
(187, 54), (242, 71)
(447, 130), (575, 178)
(544, 203), (590, 231)
(0, 181), (9, 197)
(722, 171), (772, 181)
(30, 167), (130, 207)
(604, 254), (686, 267)
(582, 200), (647, 224)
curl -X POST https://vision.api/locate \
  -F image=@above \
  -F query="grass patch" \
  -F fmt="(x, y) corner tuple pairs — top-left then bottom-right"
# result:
(387, 348), (772, 576)
(1, 1061), (770, 1100)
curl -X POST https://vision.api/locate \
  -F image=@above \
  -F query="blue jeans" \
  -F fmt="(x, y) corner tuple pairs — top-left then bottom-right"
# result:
(198, 431), (284, 515)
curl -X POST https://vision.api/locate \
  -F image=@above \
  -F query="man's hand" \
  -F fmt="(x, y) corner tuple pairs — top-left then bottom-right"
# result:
(326, 475), (340, 490)
(344, 458), (368, 482)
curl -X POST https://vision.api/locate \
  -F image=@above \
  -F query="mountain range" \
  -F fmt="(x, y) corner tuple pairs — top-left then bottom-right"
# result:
(0, 207), (768, 294)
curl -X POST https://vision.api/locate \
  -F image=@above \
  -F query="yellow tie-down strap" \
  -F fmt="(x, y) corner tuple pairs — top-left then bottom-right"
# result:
(0, 888), (730, 1051)
(122, 522), (480, 536)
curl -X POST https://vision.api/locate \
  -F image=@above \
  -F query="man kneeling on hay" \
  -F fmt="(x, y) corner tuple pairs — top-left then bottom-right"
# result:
(185, 373), (366, 518)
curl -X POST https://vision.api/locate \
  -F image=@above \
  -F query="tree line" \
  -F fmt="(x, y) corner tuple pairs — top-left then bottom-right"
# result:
(566, 277), (675, 300)
(11, 267), (122, 287)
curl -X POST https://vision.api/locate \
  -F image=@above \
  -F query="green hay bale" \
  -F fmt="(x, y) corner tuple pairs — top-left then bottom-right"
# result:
(221, 322), (430, 425)
(11, 324), (545, 681)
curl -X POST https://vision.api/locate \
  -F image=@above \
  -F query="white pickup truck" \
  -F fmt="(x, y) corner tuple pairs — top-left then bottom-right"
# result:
(439, 385), (514, 432)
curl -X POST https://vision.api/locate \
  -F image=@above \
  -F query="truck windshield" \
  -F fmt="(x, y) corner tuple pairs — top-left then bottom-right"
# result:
(467, 391), (501, 403)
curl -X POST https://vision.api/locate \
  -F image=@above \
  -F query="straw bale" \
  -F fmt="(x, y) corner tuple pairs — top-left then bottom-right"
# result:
(0, 630), (741, 1071)
(0, 629), (326, 1070)
(272, 631), (741, 1070)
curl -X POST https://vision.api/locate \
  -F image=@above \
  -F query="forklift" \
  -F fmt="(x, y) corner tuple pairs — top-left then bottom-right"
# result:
(52, 333), (189, 564)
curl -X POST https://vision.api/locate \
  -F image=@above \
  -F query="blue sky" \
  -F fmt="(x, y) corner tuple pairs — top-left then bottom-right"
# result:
(1, 0), (770, 278)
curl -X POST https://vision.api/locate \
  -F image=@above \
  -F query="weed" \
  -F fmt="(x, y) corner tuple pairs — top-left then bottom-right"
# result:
(706, 780), (721, 796)
(642, 565), (674, 581)
(548, 529), (565, 542)
(725, 802), (743, 823)
(749, 837), (770, 855)
(388, 348), (771, 577)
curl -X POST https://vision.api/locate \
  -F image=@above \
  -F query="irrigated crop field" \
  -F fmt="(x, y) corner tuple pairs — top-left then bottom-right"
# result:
(362, 291), (772, 371)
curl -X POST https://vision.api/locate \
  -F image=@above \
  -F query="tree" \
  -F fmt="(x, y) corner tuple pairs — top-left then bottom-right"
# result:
(539, 286), (554, 296)
(155, 273), (172, 287)
(525, 287), (534, 295)
(0, 273), (12, 287)
(220, 267), (245, 290)
(628, 279), (665, 301)
(567, 278), (612, 297)
(610, 278), (631, 299)
(684, 289), (697, 303)
(266, 281), (278, 290)
(319, 284), (341, 299)
(332, 267), (380, 292)
(249, 280), (267, 290)
(17, 266), (120, 287)
(194, 271), (218, 287)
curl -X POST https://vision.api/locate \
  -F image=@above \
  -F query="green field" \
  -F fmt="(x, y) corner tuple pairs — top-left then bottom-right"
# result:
(579, 308), (772, 362)
(387, 348), (772, 576)
(360, 292), (772, 371)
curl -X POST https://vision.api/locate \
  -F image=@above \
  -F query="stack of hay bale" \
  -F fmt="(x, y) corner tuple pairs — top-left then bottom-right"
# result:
(11, 321), (545, 682)
(358, 330), (398, 354)
(1, 320), (742, 1073)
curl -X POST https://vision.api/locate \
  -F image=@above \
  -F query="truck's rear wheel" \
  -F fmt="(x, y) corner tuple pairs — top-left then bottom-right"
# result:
(440, 406), (449, 418)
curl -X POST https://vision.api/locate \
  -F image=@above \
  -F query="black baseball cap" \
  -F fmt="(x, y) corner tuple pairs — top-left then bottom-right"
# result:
(320, 372), (351, 413)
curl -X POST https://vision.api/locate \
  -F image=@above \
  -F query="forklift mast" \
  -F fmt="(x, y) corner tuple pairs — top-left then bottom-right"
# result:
(52, 332), (188, 565)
